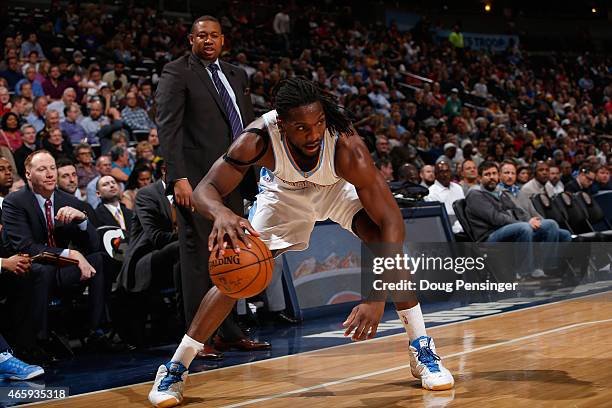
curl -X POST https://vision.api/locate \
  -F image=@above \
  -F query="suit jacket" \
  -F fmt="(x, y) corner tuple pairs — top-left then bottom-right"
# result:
(155, 54), (257, 207)
(118, 180), (177, 292)
(95, 202), (133, 234)
(465, 189), (531, 242)
(2, 187), (99, 257)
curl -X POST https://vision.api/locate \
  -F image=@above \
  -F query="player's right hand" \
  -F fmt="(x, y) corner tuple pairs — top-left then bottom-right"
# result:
(209, 208), (260, 258)
(174, 179), (193, 209)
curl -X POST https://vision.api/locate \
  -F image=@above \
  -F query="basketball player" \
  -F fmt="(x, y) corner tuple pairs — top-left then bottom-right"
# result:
(149, 78), (454, 407)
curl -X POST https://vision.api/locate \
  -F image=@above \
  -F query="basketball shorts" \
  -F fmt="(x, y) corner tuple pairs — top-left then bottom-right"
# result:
(249, 179), (364, 256)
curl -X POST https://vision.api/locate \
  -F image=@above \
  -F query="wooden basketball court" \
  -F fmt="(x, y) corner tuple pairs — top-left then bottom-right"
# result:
(29, 291), (612, 407)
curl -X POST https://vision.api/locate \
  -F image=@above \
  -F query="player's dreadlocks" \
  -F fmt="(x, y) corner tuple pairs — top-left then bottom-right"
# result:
(272, 77), (354, 136)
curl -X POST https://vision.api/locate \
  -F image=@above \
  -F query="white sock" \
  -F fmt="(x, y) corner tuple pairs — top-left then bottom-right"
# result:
(170, 334), (204, 369)
(397, 304), (427, 342)
(0, 351), (11, 363)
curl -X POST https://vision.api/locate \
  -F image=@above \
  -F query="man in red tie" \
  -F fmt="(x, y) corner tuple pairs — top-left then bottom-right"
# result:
(2, 150), (109, 360)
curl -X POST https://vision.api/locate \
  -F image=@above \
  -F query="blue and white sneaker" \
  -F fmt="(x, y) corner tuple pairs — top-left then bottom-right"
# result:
(148, 361), (188, 408)
(0, 352), (45, 380)
(409, 336), (454, 391)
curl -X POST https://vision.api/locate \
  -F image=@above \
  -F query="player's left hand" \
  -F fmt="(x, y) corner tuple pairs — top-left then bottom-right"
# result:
(342, 301), (385, 341)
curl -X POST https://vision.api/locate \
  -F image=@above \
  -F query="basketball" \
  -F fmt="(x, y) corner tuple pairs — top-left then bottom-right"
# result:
(209, 235), (274, 299)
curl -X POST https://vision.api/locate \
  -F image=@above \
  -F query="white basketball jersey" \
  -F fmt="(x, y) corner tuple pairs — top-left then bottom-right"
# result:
(260, 110), (340, 191)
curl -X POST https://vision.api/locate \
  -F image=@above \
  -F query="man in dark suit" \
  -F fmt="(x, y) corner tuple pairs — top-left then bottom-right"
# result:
(56, 158), (99, 227)
(118, 176), (178, 293)
(116, 170), (180, 346)
(156, 15), (266, 358)
(94, 175), (133, 233)
(565, 165), (596, 193)
(2, 150), (107, 353)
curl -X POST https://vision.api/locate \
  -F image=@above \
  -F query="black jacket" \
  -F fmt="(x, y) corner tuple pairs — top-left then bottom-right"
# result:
(155, 54), (257, 205)
(94, 202), (133, 234)
(118, 180), (177, 292)
(2, 187), (99, 256)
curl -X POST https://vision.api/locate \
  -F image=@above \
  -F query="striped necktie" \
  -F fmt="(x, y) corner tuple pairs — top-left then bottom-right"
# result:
(207, 63), (243, 139)
(44, 199), (56, 247)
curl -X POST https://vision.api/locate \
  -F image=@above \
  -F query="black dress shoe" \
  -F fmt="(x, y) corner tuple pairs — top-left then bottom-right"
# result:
(84, 332), (126, 353)
(214, 335), (271, 351)
(14, 345), (59, 366)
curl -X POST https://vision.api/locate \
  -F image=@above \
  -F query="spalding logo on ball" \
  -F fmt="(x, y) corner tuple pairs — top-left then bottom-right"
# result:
(209, 235), (274, 299)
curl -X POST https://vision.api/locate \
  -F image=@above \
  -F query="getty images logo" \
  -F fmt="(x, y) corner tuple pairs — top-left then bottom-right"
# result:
(372, 254), (488, 275)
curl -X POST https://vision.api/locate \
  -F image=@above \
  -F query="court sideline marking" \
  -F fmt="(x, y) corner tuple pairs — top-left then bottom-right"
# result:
(220, 318), (612, 408)
(22, 290), (611, 406)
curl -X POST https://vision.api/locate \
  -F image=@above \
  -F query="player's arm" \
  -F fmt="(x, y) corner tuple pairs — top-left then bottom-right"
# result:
(335, 133), (405, 341)
(192, 118), (272, 257)
(335, 134), (404, 244)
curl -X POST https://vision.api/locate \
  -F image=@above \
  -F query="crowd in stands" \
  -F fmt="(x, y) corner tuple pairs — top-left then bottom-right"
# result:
(0, 0), (611, 378)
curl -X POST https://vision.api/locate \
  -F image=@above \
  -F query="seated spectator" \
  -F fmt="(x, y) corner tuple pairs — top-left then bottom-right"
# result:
(85, 68), (108, 100)
(9, 96), (28, 126)
(560, 161), (574, 185)
(516, 165), (531, 187)
(86, 156), (113, 209)
(2, 150), (109, 354)
(140, 81), (155, 113)
(48, 87), (77, 121)
(591, 165), (612, 193)
(518, 161), (556, 210)
(148, 127), (161, 157)
(95, 175), (133, 233)
(459, 159), (479, 194)
(60, 104), (87, 145)
(0, 112), (24, 152)
(74, 144), (98, 195)
(42, 128), (74, 162)
(397, 163), (420, 184)
(436, 143), (461, 173)
(465, 161), (571, 277)
(425, 161), (465, 232)
(41, 65), (66, 101)
(565, 165), (595, 193)
(374, 158), (394, 182)
(56, 159), (98, 223)
(26, 96), (47, 133)
(15, 66), (44, 97)
(121, 164), (153, 210)
(14, 124), (37, 180)
(109, 145), (131, 183)
(20, 33), (45, 61)
(135, 141), (157, 164)
(498, 161), (571, 243)
(116, 164), (179, 344)
(0, 57), (24, 92)
(121, 92), (156, 133)
(102, 61), (128, 91)
(371, 135), (391, 162)
(0, 87), (10, 117)
(80, 100), (125, 152)
(36, 109), (61, 146)
(420, 164), (435, 188)
(547, 164), (565, 195)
